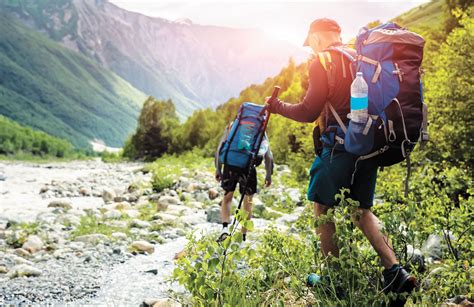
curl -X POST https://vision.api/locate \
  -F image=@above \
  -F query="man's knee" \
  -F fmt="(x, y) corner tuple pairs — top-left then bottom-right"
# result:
(314, 202), (331, 217)
(351, 208), (366, 227)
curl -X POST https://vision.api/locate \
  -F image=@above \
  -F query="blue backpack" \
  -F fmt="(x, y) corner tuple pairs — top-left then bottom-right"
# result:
(318, 23), (428, 170)
(219, 103), (269, 170)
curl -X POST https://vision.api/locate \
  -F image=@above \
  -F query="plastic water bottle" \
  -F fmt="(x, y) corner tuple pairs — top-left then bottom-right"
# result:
(350, 72), (368, 123)
(306, 273), (322, 286)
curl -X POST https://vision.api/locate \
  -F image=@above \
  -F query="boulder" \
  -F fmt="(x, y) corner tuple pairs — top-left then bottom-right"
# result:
(22, 235), (43, 254)
(131, 219), (151, 229)
(130, 241), (154, 254)
(55, 214), (81, 226)
(186, 183), (199, 193)
(196, 192), (209, 203)
(113, 202), (132, 211)
(74, 234), (108, 245)
(153, 298), (182, 307)
(7, 264), (42, 278)
(79, 187), (91, 196)
(102, 188), (116, 203)
(0, 266), (7, 274)
(286, 188), (303, 206)
(14, 248), (31, 257)
(206, 205), (221, 223)
(39, 186), (49, 193)
(208, 188), (219, 200)
(104, 209), (123, 220)
(157, 196), (180, 208)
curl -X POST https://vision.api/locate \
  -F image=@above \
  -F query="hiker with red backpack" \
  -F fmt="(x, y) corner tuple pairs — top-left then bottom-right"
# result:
(266, 18), (427, 304)
(215, 103), (274, 242)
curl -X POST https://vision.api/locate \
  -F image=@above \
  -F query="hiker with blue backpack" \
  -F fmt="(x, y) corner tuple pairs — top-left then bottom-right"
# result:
(266, 18), (428, 305)
(215, 105), (274, 243)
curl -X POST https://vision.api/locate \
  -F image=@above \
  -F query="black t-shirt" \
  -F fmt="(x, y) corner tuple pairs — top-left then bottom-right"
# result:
(273, 43), (353, 127)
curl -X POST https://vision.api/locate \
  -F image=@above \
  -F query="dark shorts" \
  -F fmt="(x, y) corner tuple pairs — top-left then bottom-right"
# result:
(307, 147), (378, 209)
(221, 165), (257, 195)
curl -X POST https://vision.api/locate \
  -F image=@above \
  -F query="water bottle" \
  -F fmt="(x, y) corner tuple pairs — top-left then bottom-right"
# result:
(350, 72), (368, 123)
(306, 273), (322, 286)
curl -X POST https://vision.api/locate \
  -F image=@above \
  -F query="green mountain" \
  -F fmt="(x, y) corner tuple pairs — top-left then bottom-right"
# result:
(393, 0), (446, 30)
(0, 115), (73, 157)
(0, 14), (147, 148)
(0, 0), (307, 118)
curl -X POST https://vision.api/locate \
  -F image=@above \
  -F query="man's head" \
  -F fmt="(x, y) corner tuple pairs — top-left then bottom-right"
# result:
(303, 18), (342, 53)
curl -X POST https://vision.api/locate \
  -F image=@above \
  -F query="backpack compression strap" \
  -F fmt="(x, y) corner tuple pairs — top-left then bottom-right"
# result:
(317, 47), (356, 135)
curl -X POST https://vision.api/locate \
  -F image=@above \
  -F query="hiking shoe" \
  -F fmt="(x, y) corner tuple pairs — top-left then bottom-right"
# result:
(306, 274), (346, 299)
(382, 265), (418, 306)
(216, 227), (230, 243)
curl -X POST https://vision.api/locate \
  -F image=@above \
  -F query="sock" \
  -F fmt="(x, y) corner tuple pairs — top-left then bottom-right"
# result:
(242, 234), (247, 241)
(222, 222), (229, 228)
(385, 264), (401, 274)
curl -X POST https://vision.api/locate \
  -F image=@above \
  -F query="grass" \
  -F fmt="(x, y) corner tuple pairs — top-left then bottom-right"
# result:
(70, 212), (131, 239)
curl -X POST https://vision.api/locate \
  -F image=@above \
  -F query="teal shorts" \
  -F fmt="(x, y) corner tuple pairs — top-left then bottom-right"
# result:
(307, 147), (378, 209)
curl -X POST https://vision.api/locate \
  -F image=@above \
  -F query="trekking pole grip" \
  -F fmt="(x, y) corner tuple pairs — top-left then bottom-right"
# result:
(261, 86), (280, 116)
(270, 86), (280, 100)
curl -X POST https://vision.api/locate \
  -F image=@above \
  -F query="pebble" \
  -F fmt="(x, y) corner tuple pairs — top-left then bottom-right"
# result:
(7, 264), (42, 278)
(129, 241), (155, 254)
(48, 200), (73, 210)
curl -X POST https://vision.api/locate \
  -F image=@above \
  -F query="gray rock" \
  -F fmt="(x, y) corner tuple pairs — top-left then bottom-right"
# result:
(208, 188), (219, 200)
(286, 188), (303, 206)
(102, 188), (116, 203)
(7, 264), (42, 278)
(0, 265), (7, 274)
(406, 244), (425, 272)
(206, 205), (221, 223)
(111, 232), (128, 240)
(14, 248), (31, 257)
(130, 219), (151, 229)
(74, 234), (108, 245)
(55, 213), (81, 226)
(158, 196), (180, 207)
(196, 192), (209, 202)
(104, 209), (123, 220)
(129, 240), (154, 254)
(21, 235), (43, 254)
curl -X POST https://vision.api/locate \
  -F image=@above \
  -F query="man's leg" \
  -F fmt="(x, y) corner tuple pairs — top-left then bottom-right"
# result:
(314, 202), (339, 258)
(220, 191), (234, 225)
(352, 208), (397, 269)
(241, 194), (253, 238)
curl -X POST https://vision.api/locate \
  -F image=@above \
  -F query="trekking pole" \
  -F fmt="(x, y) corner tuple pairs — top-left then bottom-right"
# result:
(231, 86), (280, 230)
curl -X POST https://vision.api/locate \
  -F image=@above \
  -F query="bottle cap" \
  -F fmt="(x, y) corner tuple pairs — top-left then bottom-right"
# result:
(356, 72), (363, 76)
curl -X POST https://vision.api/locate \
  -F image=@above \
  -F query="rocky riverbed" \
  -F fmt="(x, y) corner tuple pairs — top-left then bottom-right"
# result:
(0, 159), (303, 305)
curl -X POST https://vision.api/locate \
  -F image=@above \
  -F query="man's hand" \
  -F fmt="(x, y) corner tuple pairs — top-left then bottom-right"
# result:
(265, 179), (272, 187)
(265, 96), (281, 113)
(215, 172), (222, 182)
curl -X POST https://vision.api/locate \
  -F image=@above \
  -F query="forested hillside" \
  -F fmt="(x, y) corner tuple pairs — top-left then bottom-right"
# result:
(0, 115), (73, 158)
(0, 15), (146, 148)
(0, 0), (306, 117)
(124, 1), (473, 305)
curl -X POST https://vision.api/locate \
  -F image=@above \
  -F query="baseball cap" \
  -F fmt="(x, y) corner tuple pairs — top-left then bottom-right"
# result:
(303, 18), (341, 46)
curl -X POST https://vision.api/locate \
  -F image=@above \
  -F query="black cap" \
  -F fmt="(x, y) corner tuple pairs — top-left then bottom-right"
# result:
(303, 18), (341, 46)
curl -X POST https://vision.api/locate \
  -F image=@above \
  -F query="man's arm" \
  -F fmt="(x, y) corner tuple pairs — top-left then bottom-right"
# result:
(264, 148), (274, 185)
(269, 60), (328, 122)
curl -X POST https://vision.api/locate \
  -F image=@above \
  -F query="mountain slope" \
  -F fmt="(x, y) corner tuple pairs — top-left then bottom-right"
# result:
(0, 14), (146, 148)
(0, 115), (73, 157)
(393, 0), (445, 30)
(0, 0), (307, 117)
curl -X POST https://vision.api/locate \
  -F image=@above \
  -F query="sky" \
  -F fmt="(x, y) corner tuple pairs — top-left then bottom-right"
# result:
(109, 0), (430, 47)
